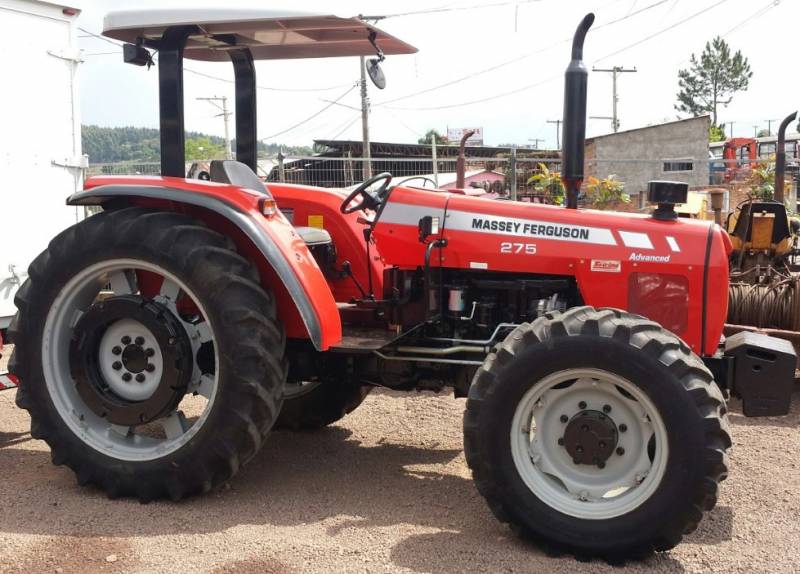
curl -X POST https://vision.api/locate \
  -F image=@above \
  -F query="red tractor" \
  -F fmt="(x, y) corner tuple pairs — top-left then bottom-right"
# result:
(8, 9), (796, 561)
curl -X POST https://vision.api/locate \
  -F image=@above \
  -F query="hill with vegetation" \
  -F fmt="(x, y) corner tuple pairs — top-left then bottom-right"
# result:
(82, 125), (313, 164)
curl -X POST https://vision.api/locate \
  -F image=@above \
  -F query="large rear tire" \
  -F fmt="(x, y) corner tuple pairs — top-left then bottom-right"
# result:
(9, 208), (287, 501)
(463, 306), (730, 561)
(275, 350), (370, 430)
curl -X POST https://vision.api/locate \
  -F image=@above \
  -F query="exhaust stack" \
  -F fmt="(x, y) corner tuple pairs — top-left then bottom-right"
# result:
(561, 13), (595, 209)
(775, 111), (797, 204)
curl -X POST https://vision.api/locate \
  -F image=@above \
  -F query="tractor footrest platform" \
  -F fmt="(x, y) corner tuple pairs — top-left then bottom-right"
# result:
(331, 327), (398, 353)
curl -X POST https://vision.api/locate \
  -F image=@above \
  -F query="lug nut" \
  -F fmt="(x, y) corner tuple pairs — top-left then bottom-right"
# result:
(597, 461), (606, 469)
(112, 346), (122, 355)
(578, 401), (587, 409)
(603, 404), (612, 413)
(122, 372), (132, 382)
(145, 364), (155, 372)
(560, 414), (569, 423)
(112, 361), (122, 371)
(135, 336), (145, 346)
(616, 447), (625, 456)
(146, 348), (155, 357)
(558, 437), (565, 446)
(619, 424), (628, 433)
(135, 373), (145, 383)
(121, 336), (131, 345)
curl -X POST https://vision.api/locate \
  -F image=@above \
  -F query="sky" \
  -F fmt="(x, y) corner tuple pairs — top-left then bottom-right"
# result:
(74, 0), (799, 150)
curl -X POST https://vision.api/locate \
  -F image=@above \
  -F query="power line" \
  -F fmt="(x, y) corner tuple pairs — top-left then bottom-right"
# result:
(594, 0), (732, 63)
(721, 0), (780, 37)
(77, 26), (353, 93)
(361, 0), (542, 21)
(375, 0), (670, 108)
(386, 0), (731, 112)
(262, 84), (359, 140)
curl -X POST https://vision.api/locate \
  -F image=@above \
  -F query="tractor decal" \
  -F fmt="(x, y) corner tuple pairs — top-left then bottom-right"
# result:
(445, 210), (617, 246)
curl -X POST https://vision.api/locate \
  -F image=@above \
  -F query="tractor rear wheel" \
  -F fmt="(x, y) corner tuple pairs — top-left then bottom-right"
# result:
(9, 208), (286, 501)
(463, 306), (730, 561)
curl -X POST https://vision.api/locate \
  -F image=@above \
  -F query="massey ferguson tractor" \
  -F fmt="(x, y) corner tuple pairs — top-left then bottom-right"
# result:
(8, 8), (797, 561)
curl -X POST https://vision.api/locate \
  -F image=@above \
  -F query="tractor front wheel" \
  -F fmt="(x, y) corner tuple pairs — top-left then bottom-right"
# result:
(463, 306), (730, 561)
(9, 208), (287, 501)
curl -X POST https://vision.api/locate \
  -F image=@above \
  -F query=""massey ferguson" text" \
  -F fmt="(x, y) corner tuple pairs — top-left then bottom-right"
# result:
(471, 218), (590, 240)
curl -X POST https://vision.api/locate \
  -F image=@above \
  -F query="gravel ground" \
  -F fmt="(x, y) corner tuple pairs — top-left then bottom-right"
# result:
(0, 342), (798, 574)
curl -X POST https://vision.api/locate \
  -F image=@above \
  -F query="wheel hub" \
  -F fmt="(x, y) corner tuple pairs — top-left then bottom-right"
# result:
(562, 410), (618, 467)
(121, 343), (149, 373)
(69, 295), (194, 426)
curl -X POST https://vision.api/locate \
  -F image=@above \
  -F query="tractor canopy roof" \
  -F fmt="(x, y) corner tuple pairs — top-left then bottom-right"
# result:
(102, 9), (417, 61)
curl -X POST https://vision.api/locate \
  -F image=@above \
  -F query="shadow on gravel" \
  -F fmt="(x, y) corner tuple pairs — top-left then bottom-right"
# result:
(0, 430), (30, 448)
(389, 530), (688, 573)
(684, 505), (734, 545)
(0, 425), (483, 540)
(725, 392), (800, 428)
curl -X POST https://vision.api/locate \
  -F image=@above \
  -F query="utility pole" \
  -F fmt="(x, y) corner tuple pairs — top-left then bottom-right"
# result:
(727, 121), (735, 138)
(527, 138), (545, 150)
(359, 56), (372, 180)
(591, 66), (637, 132)
(197, 96), (232, 159)
(431, 135), (439, 187)
(546, 119), (562, 149)
(765, 119), (779, 136)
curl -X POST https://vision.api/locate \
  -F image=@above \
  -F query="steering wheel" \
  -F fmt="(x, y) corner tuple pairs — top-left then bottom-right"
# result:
(340, 172), (393, 214)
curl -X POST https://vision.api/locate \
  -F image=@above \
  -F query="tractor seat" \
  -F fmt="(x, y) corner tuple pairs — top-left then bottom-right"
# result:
(295, 226), (332, 246)
(209, 160), (267, 193)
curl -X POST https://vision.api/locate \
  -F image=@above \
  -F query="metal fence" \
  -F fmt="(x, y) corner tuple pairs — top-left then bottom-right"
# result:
(86, 154), (798, 208)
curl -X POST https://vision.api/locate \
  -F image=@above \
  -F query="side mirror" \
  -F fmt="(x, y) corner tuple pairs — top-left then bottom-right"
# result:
(418, 215), (440, 243)
(367, 58), (386, 90)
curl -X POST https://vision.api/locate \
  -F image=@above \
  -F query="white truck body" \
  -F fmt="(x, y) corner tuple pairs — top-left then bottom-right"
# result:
(0, 0), (84, 331)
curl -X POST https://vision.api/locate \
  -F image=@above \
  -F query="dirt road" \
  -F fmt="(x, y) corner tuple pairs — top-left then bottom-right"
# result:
(0, 358), (798, 573)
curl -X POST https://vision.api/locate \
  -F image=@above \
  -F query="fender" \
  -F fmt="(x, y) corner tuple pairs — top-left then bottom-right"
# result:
(68, 176), (342, 350)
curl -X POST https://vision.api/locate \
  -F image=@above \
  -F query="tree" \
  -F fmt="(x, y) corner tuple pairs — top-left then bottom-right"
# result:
(527, 163), (564, 205)
(675, 37), (752, 127)
(709, 123), (726, 143)
(418, 129), (448, 145)
(185, 137), (226, 160)
(585, 175), (629, 210)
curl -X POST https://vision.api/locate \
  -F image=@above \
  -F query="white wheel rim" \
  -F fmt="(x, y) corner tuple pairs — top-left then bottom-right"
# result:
(510, 368), (669, 520)
(42, 259), (219, 462)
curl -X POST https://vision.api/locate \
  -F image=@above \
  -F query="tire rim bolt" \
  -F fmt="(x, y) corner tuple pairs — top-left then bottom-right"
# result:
(603, 404), (612, 413)
(135, 336), (145, 346)
(146, 348), (155, 357)
(619, 424), (628, 433)
(558, 437), (565, 446)
(578, 401), (587, 410)
(121, 336), (131, 345)
(112, 346), (122, 356)
(122, 372), (132, 382)
(145, 363), (155, 372)
(560, 414), (568, 423)
(616, 447), (625, 456)
(112, 361), (122, 371)
(597, 461), (606, 469)
(135, 373), (146, 383)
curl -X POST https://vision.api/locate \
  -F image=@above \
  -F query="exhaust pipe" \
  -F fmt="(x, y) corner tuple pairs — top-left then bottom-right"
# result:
(561, 13), (595, 209)
(775, 111), (797, 204)
(456, 129), (476, 189)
